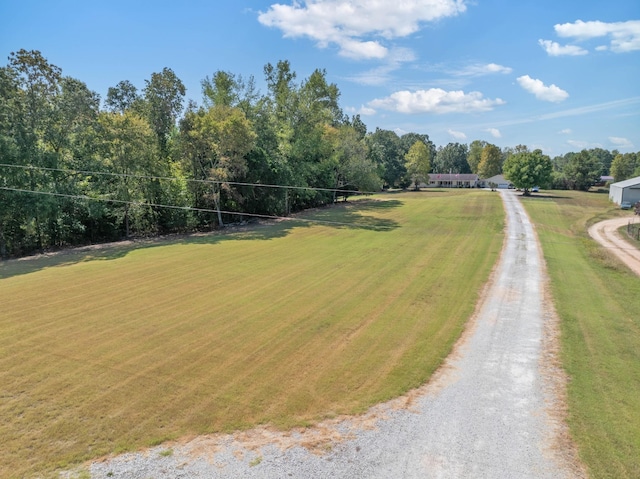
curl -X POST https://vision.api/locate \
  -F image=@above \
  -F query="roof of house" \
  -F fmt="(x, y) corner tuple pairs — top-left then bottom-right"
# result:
(428, 173), (479, 181)
(482, 174), (511, 184)
(610, 176), (640, 189)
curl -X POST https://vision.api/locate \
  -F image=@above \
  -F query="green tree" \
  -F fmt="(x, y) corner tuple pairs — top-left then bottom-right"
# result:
(434, 142), (470, 174)
(477, 143), (502, 179)
(503, 149), (552, 195)
(610, 153), (638, 182)
(404, 141), (432, 190)
(589, 147), (614, 176)
(467, 140), (487, 174)
(324, 124), (380, 200)
(143, 67), (185, 155)
(7, 49), (63, 252)
(97, 111), (157, 238)
(181, 105), (256, 227)
(563, 149), (601, 191)
(366, 128), (404, 188)
(105, 80), (140, 114)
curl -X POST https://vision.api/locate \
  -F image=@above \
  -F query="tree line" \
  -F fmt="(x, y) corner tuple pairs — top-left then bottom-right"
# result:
(1, 50), (638, 258)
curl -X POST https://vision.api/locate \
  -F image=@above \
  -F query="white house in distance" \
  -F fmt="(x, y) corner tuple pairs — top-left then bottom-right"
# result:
(609, 176), (640, 206)
(477, 174), (513, 189)
(427, 173), (479, 188)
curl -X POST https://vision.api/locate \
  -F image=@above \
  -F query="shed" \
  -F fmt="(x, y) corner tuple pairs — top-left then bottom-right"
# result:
(609, 176), (640, 206)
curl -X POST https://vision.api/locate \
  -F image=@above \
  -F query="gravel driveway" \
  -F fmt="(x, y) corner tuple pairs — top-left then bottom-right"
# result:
(588, 215), (640, 276)
(85, 190), (581, 478)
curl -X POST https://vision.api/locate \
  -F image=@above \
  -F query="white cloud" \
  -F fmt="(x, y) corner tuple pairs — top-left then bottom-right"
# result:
(258, 0), (467, 59)
(358, 106), (377, 116)
(609, 136), (634, 148)
(346, 48), (416, 85)
(485, 128), (502, 138)
(448, 129), (467, 140)
(567, 139), (604, 149)
(554, 20), (640, 53)
(517, 75), (569, 102)
(558, 129), (572, 135)
(369, 88), (505, 114)
(538, 39), (588, 56)
(455, 62), (513, 76)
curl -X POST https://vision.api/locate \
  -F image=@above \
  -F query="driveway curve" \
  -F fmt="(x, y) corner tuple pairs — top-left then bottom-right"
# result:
(588, 216), (640, 276)
(88, 191), (580, 478)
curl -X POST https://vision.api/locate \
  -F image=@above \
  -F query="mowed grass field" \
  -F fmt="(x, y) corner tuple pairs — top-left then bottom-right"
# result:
(521, 192), (640, 479)
(0, 190), (504, 478)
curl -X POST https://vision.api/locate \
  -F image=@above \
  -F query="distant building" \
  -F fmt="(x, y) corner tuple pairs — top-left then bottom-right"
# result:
(427, 173), (479, 188)
(609, 176), (640, 206)
(477, 174), (513, 189)
(598, 175), (614, 186)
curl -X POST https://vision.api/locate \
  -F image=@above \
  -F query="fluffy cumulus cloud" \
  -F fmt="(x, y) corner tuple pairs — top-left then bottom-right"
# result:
(554, 20), (640, 53)
(448, 129), (467, 139)
(517, 75), (569, 103)
(538, 39), (588, 56)
(369, 88), (505, 114)
(258, 0), (467, 59)
(558, 129), (572, 135)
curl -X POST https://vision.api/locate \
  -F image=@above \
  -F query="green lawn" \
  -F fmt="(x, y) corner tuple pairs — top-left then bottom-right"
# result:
(521, 191), (640, 479)
(0, 190), (504, 478)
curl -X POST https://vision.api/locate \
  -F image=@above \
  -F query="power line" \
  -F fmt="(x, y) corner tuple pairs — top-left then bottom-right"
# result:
(0, 186), (381, 229)
(0, 163), (376, 195)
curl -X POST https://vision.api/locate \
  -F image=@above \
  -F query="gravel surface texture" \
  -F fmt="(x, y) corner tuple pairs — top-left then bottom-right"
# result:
(83, 191), (579, 478)
(588, 215), (640, 276)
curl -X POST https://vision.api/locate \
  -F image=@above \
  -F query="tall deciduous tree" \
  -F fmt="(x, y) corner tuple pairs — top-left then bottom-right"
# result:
(503, 148), (552, 195)
(405, 141), (432, 190)
(97, 111), (157, 238)
(181, 105), (256, 227)
(326, 124), (380, 199)
(467, 140), (487, 174)
(610, 152), (638, 182)
(563, 149), (601, 191)
(143, 67), (185, 155)
(105, 80), (140, 114)
(366, 128), (404, 188)
(477, 143), (502, 179)
(434, 142), (470, 174)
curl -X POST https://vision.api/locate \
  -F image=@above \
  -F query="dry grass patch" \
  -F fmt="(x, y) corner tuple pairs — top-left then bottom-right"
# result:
(0, 190), (504, 478)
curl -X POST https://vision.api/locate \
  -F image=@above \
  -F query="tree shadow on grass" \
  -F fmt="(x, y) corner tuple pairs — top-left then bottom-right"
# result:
(0, 199), (402, 280)
(519, 193), (573, 200)
(292, 198), (402, 232)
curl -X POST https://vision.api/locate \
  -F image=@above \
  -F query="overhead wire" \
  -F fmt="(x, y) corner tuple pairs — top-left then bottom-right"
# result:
(0, 163), (378, 195)
(0, 186), (384, 230)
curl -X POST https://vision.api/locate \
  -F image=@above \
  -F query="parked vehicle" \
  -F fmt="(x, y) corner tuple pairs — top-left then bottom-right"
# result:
(620, 201), (632, 210)
(531, 186), (539, 192)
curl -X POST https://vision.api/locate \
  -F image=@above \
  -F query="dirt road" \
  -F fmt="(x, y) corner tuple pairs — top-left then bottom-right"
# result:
(588, 216), (640, 276)
(87, 190), (581, 478)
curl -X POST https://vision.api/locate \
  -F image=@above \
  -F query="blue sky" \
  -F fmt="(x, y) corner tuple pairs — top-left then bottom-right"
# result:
(1, 0), (639, 156)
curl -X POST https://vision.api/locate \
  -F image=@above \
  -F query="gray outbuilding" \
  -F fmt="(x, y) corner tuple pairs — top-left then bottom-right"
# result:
(609, 176), (640, 206)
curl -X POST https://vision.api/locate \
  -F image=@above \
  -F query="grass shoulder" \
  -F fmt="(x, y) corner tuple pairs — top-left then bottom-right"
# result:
(521, 190), (640, 479)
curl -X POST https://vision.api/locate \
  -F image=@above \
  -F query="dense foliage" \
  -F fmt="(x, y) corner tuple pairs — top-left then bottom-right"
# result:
(1, 50), (638, 258)
(502, 147), (553, 195)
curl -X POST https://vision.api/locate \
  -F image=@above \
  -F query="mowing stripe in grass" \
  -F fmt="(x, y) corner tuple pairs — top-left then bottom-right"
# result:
(0, 190), (503, 478)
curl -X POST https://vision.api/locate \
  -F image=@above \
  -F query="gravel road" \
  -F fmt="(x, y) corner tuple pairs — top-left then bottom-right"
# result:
(84, 190), (581, 478)
(588, 215), (640, 276)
